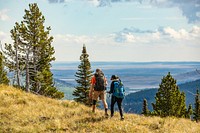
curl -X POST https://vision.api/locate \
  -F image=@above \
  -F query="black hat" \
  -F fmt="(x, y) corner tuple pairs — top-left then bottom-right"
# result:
(111, 75), (118, 80)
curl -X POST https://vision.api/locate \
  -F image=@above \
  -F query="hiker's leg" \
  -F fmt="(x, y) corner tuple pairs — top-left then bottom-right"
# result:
(100, 91), (108, 110)
(116, 98), (123, 118)
(100, 91), (108, 116)
(92, 91), (99, 113)
(92, 100), (97, 112)
(111, 95), (116, 117)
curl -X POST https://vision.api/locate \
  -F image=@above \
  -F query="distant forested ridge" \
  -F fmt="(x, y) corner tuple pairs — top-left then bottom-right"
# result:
(122, 79), (200, 114)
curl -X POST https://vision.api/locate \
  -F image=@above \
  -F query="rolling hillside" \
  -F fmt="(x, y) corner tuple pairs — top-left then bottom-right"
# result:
(0, 85), (200, 133)
(54, 78), (75, 100)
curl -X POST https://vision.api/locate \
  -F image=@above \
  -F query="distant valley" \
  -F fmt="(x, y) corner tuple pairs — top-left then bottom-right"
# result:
(52, 62), (200, 114)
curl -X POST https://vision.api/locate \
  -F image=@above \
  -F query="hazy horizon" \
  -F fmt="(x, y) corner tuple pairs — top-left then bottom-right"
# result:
(52, 62), (200, 90)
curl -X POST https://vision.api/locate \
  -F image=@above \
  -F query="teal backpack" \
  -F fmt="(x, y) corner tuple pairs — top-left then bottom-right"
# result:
(113, 80), (125, 98)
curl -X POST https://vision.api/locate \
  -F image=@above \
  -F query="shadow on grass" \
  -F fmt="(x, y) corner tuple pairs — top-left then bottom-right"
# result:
(78, 116), (107, 123)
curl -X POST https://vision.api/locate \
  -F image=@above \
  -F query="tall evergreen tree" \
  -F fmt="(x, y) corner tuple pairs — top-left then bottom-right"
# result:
(4, 3), (64, 99)
(73, 45), (93, 105)
(186, 104), (193, 119)
(141, 98), (150, 116)
(193, 89), (200, 122)
(152, 72), (187, 117)
(0, 51), (9, 85)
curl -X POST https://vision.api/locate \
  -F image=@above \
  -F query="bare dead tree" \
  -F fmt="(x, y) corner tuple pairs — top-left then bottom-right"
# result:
(187, 90), (198, 96)
(196, 69), (200, 75)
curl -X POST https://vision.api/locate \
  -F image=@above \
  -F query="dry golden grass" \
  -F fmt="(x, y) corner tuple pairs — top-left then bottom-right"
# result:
(0, 84), (200, 133)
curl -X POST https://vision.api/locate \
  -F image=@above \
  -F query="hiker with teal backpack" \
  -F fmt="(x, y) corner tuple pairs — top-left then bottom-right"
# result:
(108, 75), (125, 120)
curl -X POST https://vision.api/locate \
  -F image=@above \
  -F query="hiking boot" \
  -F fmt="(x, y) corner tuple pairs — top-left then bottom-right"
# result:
(121, 116), (124, 120)
(110, 114), (113, 118)
(105, 113), (109, 118)
(104, 108), (109, 117)
(92, 105), (96, 113)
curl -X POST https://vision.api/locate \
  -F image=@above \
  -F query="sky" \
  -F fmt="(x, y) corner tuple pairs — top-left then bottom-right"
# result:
(0, 0), (200, 62)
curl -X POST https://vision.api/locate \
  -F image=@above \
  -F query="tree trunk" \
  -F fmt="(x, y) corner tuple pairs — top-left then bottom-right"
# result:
(15, 38), (20, 86)
(25, 48), (30, 92)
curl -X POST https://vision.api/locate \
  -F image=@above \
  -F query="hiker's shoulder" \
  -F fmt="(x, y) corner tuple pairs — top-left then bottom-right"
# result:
(91, 76), (96, 83)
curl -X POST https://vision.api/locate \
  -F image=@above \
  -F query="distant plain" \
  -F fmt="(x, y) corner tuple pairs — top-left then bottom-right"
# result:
(52, 61), (200, 94)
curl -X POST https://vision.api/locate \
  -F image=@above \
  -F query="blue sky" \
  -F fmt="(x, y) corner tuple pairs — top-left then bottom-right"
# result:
(0, 0), (200, 62)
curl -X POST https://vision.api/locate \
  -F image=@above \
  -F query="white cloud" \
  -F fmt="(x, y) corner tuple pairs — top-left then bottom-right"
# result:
(88, 0), (111, 7)
(50, 26), (200, 61)
(191, 26), (200, 34)
(162, 27), (189, 39)
(2, 27), (196, 62)
(0, 31), (7, 40)
(88, 0), (101, 7)
(114, 26), (200, 44)
(125, 33), (136, 43)
(53, 26), (200, 46)
(0, 31), (11, 43)
(54, 34), (94, 44)
(0, 9), (9, 21)
(52, 33), (118, 61)
(0, 31), (12, 52)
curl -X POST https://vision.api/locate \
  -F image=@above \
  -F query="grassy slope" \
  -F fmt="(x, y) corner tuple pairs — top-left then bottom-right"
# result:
(0, 85), (200, 133)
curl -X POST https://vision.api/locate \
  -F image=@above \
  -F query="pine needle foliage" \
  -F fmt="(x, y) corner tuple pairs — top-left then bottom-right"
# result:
(73, 45), (93, 105)
(194, 89), (200, 122)
(186, 104), (193, 119)
(152, 72), (187, 117)
(142, 98), (150, 116)
(3, 3), (63, 98)
(0, 52), (9, 85)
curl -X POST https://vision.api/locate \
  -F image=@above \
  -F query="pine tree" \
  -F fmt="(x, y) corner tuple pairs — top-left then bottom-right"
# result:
(4, 3), (64, 99)
(141, 98), (150, 116)
(4, 25), (22, 87)
(0, 52), (9, 85)
(186, 104), (193, 119)
(73, 45), (93, 105)
(152, 72), (187, 117)
(193, 89), (200, 122)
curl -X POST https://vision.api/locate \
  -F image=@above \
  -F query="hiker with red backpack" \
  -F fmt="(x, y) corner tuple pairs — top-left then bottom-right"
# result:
(108, 75), (125, 120)
(89, 68), (109, 117)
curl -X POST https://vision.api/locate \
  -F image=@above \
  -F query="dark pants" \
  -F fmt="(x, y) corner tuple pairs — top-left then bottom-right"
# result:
(111, 95), (123, 117)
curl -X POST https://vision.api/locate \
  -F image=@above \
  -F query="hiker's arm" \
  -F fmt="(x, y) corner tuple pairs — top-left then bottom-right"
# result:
(89, 76), (95, 98)
(104, 77), (108, 86)
(89, 84), (94, 98)
(108, 81), (114, 94)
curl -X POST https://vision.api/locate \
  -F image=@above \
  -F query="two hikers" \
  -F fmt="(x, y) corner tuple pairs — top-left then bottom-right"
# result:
(89, 68), (125, 120)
